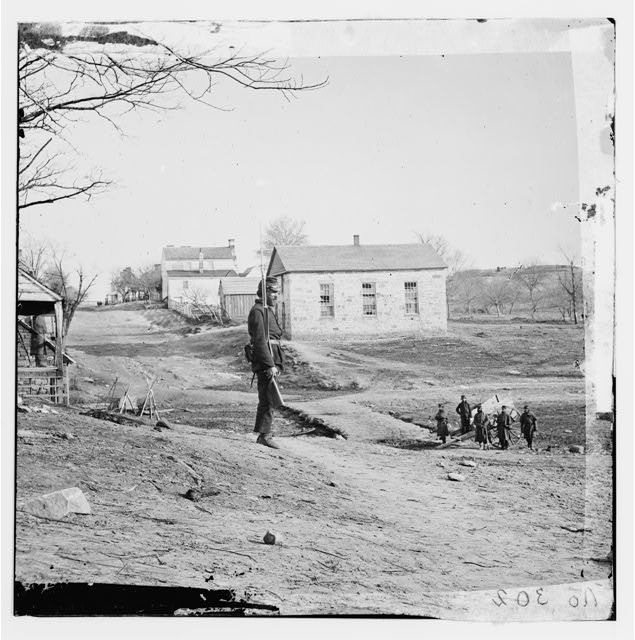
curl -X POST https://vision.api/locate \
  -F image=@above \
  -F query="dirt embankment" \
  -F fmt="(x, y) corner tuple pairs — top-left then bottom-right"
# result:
(14, 305), (612, 616)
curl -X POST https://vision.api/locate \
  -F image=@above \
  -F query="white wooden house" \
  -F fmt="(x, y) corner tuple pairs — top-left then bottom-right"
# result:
(161, 241), (238, 307)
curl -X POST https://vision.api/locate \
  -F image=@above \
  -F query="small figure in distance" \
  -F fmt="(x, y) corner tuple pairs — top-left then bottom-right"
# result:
(456, 394), (472, 434)
(520, 405), (538, 450)
(473, 404), (490, 450)
(435, 404), (450, 445)
(496, 405), (513, 450)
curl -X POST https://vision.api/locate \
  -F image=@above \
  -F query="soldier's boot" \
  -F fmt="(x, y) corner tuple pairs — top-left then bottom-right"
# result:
(257, 433), (280, 449)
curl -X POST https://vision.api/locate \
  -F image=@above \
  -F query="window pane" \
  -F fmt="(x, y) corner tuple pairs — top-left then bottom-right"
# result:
(362, 282), (377, 316)
(404, 281), (419, 314)
(320, 283), (334, 317)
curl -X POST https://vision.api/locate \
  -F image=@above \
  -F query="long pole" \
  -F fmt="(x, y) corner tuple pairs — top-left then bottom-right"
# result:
(259, 223), (266, 309)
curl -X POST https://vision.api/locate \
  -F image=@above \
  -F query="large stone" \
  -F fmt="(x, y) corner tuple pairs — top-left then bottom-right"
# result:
(23, 487), (91, 520)
(569, 445), (585, 454)
(459, 459), (477, 468)
(447, 473), (466, 482)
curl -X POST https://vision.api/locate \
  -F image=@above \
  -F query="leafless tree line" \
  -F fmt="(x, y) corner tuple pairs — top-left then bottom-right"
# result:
(414, 232), (583, 322)
(448, 259), (584, 322)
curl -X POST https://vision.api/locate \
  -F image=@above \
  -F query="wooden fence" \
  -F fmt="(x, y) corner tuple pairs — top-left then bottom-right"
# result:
(173, 300), (228, 324)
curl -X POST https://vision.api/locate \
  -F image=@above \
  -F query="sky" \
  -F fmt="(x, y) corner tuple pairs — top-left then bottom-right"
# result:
(18, 19), (585, 300)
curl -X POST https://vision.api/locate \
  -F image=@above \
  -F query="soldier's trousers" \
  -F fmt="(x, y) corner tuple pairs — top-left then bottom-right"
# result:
(254, 370), (274, 434)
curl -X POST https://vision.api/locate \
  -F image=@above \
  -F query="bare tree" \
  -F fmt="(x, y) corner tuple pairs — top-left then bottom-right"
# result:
(111, 266), (138, 301)
(452, 272), (483, 315)
(260, 216), (308, 258)
(182, 287), (228, 325)
(18, 237), (49, 280)
(517, 262), (547, 320)
(18, 22), (327, 211)
(46, 251), (97, 338)
(557, 252), (583, 324)
(136, 265), (162, 300)
(415, 232), (449, 260)
(481, 277), (512, 317)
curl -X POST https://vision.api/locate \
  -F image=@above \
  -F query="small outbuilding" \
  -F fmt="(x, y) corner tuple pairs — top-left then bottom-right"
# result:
(219, 276), (261, 321)
(17, 268), (74, 403)
(267, 236), (448, 339)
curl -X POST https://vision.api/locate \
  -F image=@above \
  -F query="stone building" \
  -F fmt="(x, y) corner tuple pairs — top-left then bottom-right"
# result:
(267, 236), (447, 339)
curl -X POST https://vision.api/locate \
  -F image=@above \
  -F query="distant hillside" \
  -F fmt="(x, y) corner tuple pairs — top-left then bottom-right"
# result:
(448, 264), (583, 322)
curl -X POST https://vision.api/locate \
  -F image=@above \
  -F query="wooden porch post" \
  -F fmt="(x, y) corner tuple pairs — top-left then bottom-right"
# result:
(54, 300), (64, 403)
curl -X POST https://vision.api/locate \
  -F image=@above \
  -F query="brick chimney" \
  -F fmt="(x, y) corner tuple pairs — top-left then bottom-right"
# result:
(199, 248), (204, 273)
(228, 238), (236, 259)
(353, 235), (360, 246)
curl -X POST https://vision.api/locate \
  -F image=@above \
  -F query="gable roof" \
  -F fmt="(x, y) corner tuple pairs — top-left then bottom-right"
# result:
(219, 277), (261, 295)
(162, 246), (235, 261)
(166, 269), (237, 279)
(18, 268), (63, 303)
(268, 243), (447, 275)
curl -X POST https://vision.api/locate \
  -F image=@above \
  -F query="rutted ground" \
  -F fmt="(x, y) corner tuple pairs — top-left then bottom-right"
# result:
(14, 305), (612, 616)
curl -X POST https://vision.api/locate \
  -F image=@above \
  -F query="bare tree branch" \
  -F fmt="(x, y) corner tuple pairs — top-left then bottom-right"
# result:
(18, 22), (327, 212)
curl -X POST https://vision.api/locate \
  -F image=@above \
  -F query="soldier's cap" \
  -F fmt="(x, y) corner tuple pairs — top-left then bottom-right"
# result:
(461, 395), (466, 399)
(257, 276), (279, 295)
(501, 405), (507, 409)
(523, 405), (529, 410)
(476, 403), (482, 408)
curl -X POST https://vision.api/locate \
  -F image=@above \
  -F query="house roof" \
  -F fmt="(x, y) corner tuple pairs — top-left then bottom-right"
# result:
(166, 269), (237, 279)
(18, 269), (63, 303)
(162, 246), (235, 261)
(219, 277), (261, 295)
(268, 243), (447, 275)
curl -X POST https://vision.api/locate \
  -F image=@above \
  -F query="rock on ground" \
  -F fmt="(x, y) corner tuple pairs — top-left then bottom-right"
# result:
(23, 487), (91, 521)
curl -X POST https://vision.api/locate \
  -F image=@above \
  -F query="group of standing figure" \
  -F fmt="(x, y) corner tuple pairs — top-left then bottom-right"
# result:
(435, 395), (538, 450)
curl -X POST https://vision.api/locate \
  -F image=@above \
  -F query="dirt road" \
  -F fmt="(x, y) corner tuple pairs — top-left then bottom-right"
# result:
(14, 305), (613, 617)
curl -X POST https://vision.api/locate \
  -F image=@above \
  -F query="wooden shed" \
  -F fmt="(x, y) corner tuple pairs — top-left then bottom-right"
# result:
(219, 276), (260, 321)
(17, 268), (73, 403)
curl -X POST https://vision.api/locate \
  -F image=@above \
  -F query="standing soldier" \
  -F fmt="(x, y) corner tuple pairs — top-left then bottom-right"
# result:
(496, 405), (513, 450)
(30, 315), (48, 367)
(435, 404), (450, 444)
(248, 276), (285, 449)
(473, 404), (490, 450)
(456, 394), (472, 434)
(520, 405), (538, 450)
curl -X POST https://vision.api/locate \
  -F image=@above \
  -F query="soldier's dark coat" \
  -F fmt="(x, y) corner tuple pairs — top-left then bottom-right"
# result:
(435, 409), (449, 437)
(496, 411), (513, 448)
(473, 410), (490, 444)
(248, 300), (285, 434)
(520, 410), (537, 447)
(247, 301), (284, 372)
(520, 411), (537, 438)
(456, 399), (472, 431)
